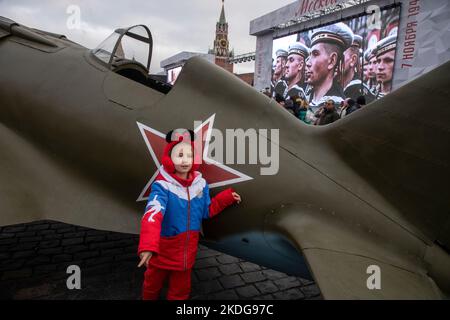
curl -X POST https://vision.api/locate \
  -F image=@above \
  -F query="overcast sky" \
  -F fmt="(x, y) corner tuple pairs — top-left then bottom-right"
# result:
(0, 0), (296, 73)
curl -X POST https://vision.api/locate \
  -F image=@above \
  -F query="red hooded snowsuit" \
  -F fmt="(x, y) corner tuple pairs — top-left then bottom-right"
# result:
(138, 138), (236, 300)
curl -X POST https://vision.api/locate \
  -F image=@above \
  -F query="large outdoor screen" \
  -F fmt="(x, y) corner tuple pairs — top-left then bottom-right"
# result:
(271, 6), (400, 122)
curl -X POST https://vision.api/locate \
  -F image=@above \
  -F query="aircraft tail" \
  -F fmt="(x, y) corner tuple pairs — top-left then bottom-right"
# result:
(321, 61), (450, 248)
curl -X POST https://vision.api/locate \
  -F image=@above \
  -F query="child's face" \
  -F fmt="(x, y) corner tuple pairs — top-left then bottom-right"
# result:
(170, 142), (193, 174)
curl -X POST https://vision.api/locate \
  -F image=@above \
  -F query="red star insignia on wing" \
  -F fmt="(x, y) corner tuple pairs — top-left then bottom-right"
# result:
(136, 114), (252, 202)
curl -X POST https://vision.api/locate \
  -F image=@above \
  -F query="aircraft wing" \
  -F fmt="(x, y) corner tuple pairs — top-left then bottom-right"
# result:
(0, 122), (141, 233)
(268, 204), (444, 299)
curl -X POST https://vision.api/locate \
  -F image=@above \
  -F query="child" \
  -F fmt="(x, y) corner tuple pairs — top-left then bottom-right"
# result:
(137, 128), (241, 300)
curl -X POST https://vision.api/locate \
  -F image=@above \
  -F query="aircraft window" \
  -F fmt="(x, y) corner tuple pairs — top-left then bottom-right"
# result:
(92, 25), (152, 72)
(119, 26), (150, 68)
(92, 31), (121, 64)
(92, 25), (171, 94)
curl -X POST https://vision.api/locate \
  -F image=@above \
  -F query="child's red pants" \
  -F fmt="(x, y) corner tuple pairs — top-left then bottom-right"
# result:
(142, 264), (192, 300)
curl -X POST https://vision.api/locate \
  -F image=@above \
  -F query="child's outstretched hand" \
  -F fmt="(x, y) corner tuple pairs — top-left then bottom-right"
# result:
(232, 192), (241, 204)
(138, 251), (152, 268)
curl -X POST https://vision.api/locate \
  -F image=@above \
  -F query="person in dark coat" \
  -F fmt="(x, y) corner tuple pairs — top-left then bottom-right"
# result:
(340, 98), (359, 118)
(284, 98), (298, 116)
(356, 95), (366, 108)
(315, 100), (340, 125)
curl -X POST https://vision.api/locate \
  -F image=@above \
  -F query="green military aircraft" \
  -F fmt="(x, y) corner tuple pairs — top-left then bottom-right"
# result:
(0, 17), (449, 299)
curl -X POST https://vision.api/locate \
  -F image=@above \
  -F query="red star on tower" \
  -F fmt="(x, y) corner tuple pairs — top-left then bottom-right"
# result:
(136, 114), (252, 202)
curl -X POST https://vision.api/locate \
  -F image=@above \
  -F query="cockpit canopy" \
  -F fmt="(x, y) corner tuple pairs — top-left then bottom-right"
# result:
(91, 24), (171, 94)
(92, 25), (152, 77)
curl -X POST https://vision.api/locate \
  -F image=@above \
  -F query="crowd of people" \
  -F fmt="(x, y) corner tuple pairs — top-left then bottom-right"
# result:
(262, 88), (368, 126)
(263, 16), (399, 126)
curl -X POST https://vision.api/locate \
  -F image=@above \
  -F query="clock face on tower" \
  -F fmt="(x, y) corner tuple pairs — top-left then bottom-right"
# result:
(219, 39), (228, 48)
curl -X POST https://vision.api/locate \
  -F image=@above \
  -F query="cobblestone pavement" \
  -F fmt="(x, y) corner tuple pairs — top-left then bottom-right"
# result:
(0, 220), (322, 300)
